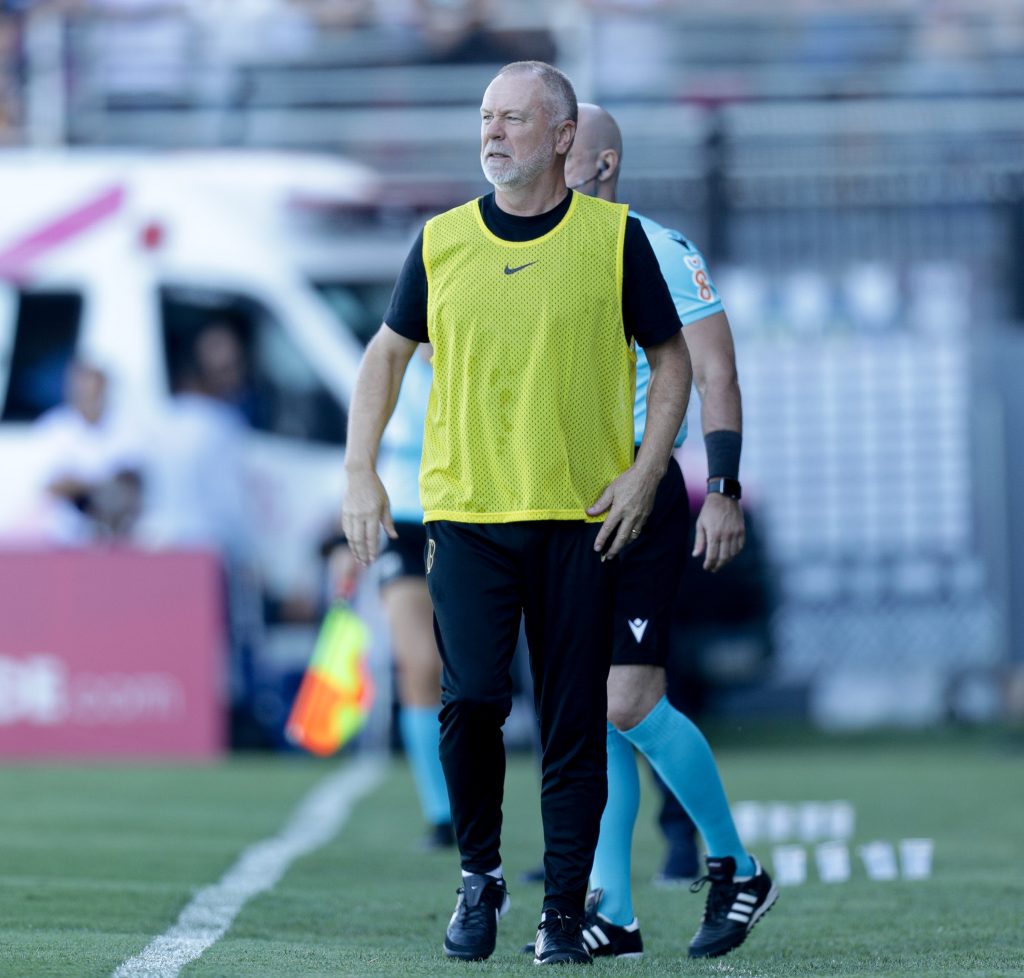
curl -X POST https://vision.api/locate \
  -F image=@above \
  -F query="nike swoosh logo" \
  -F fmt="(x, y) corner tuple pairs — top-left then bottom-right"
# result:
(504, 261), (537, 275)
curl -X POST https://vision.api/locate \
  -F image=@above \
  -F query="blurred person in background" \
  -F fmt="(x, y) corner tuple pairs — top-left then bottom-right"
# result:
(142, 321), (253, 558)
(0, 5), (21, 143)
(581, 0), (675, 98)
(412, 0), (553, 66)
(341, 61), (690, 964)
(292, 0), (373, 31)
(563, 103), (777, 960)
(20, 359), (144, 544)
(72, 0), (191, 111)
(324, 345), (453, 850)
(140, 320), (264, 746)
(191, 0), (372, 70)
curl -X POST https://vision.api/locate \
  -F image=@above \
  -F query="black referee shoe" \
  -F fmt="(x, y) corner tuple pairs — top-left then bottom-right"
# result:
(533, 908), (592, 965)
(443, 874), (510, 961)
(687, 856), (778, 959)
(580, 888), (644, 958)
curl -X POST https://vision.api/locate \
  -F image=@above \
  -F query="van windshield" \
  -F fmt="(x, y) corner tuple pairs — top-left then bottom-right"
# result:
(160, 285), (346, 445)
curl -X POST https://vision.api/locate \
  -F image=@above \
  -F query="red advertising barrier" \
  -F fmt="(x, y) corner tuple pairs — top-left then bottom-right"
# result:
(0, 548), (225, 759)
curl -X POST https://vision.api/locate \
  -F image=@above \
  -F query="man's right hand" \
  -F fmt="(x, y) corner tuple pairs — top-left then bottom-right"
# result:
(341, 468), (397, 565)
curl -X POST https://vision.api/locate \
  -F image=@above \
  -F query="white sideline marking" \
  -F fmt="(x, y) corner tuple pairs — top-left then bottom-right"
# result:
(112, 755), (385, 978)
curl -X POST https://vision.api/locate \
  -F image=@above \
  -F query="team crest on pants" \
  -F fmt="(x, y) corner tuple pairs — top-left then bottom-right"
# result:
(426, 539), (436, 574)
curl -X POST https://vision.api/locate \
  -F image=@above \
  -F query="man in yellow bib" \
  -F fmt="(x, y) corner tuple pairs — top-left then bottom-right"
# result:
(341, 61), (691, 965)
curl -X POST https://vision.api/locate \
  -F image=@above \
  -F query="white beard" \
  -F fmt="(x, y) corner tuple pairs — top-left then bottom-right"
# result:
(481, 140), (555, 190)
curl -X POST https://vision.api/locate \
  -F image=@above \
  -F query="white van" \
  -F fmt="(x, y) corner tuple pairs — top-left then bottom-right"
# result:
(0, 148), (402, 605)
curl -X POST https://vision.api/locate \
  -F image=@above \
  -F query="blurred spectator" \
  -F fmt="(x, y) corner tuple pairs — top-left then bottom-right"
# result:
(190, 0), (318, 66)
(413, 0), (553, 65)
(985, 3), (1024, 58)
(582, 0), (673, 97)
(909, 2), (979, 64)
(293, 0), (373, 32)
(140, 320), (266, 747)
(0, 6), (22, 142)
(70, 0), (192, 108)
(900, 1), (982, 93)
(140, 322), (253, 561)
(20, 359), (144, 544)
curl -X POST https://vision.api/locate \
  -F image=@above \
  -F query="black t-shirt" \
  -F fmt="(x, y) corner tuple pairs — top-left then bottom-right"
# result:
(383, 191), (682, 347)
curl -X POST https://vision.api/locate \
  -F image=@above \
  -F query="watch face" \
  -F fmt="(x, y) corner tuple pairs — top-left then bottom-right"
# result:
(708, 478), (741, 500)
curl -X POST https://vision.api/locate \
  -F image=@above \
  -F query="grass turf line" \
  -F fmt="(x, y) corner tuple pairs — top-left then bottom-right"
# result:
(0, 730), (1022, 977)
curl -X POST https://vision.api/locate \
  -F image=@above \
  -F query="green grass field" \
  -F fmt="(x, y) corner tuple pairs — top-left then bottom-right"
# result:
(1, 727), (1022, 978)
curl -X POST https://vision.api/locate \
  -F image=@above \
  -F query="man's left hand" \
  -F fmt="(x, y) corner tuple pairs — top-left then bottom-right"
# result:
(588, 464), (662, 561)
(693, 493), (745, 572)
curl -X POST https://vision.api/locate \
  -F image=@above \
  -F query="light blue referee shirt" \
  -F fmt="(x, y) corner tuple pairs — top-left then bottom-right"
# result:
(377, 352), (431, 524)
(632, 211), (723, 447)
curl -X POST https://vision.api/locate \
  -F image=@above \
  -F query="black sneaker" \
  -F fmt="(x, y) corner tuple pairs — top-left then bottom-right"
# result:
(443, 874), (510, 961)
(533, 909), (592, 965)
(580, 889), (643, 958)
(688, 856), (778, 959)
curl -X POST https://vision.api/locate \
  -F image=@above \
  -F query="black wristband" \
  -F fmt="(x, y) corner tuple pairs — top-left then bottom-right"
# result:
(705, 429), (742, 480)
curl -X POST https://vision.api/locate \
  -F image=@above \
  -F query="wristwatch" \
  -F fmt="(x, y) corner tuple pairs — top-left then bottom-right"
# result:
(707, 477), (742, 500)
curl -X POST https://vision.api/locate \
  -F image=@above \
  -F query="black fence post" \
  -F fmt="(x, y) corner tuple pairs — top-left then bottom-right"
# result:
(703, 106), (730, 266)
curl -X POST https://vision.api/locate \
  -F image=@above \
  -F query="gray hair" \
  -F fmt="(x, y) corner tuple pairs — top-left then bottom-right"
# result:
(495, 60), (578, 127)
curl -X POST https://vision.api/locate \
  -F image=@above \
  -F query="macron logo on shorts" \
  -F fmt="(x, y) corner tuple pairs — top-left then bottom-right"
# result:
(628, 618), (649, 643)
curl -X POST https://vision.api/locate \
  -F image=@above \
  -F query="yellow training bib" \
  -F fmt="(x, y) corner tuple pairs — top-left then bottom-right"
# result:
(420, 192), (635, 523)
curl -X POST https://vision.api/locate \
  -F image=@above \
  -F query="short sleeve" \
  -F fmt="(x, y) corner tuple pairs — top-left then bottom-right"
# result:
(383, 229), (429, 343)
(641, 222), (724, 326)
(621, 217), (684, 348)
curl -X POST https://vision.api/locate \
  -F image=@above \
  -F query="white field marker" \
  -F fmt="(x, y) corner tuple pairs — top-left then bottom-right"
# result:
(112, 754), (385, 978)
(899, 838), (935, 880)
(814, 841), (851, 883)
(858, 840), (899, 881)
(771, 844), (808, 886)
(734, 800), (857, 845)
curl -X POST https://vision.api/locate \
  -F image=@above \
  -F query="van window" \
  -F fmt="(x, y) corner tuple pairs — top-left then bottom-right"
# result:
(1, 291), (83, 423)
(312, 282), (394, 347)
(160, 286), (346, 445)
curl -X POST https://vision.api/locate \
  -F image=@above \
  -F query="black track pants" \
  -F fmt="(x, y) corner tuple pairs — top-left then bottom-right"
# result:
(425, 519), (616, 916)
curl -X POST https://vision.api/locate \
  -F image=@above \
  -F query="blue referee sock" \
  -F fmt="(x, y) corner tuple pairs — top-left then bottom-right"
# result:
(398, 705), (451, 826)
(621, 696), (755, 878)
(589, 723), (640, 926)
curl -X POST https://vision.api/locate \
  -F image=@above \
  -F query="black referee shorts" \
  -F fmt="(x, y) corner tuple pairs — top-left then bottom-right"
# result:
(376, 520), (427, 587)
(612, 456), (690, 667)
